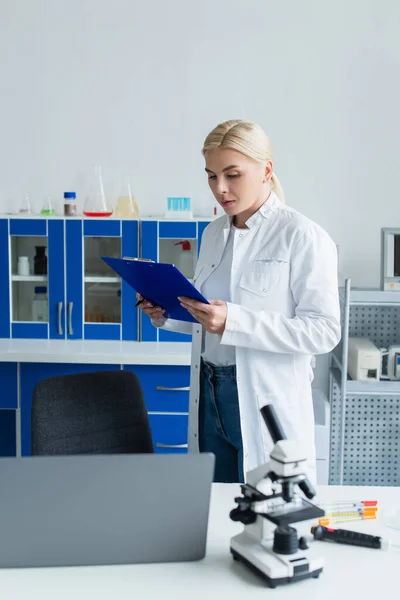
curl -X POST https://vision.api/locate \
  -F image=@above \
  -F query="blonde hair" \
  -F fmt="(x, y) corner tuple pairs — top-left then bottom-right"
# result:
(202, 119), (285, 203)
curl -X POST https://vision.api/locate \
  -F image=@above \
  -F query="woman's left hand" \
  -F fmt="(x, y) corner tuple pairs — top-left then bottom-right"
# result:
(178, 297), (227, 334)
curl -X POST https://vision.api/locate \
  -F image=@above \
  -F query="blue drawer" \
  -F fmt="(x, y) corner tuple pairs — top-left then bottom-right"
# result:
(0, 363), (18, 409)
(0, 410), (16, 457)
(148, 414), (188, 454)
(125, 365), (190, 412)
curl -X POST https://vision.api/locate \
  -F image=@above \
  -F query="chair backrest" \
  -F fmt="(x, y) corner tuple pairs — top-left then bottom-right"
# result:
(31, 370), (154, 455)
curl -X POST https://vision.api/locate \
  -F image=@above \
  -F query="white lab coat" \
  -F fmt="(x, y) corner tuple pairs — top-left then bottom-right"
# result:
(157, 192), (341, 482)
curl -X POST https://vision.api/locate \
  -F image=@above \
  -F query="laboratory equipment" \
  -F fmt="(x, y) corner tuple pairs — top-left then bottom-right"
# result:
(34, 246), (47, 276)
(40, 195), (55, 216)
(229, 404), (325, 588)
(347, 337), (381, 381)
(113, 176), (139, 218)
(83, 165), (113, 217)
(311, 525), (400, 551)
(19, 194), (31, 214)
(64, 192), (77, 216)
(32, 287), (48, 322)
(164, 197), (193, 219)
(380, 344), (400, 381)
(381, 227), (400, 290)
(174, 240), (194, 278)
(17, 256), (29, 276)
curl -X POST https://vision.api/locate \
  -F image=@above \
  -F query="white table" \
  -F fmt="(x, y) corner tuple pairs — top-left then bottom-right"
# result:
(1, 484), (400, 599)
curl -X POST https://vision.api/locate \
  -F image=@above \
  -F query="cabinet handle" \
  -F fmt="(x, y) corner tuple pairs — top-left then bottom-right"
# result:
(57, 302), (63, 335)
(68, 301), (73, 335)
(156, 443), (188, 449)
(156, 386), (190, 392)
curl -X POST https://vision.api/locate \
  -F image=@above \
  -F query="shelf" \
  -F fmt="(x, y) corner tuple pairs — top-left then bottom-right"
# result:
(339, 287), (400, 306)
(84, 276), (120, 283)
(11, 275), (48, 282)
(331, 367), (400, 395)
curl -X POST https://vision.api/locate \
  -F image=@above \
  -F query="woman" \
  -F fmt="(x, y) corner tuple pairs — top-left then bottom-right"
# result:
(138, 119), (341, 485)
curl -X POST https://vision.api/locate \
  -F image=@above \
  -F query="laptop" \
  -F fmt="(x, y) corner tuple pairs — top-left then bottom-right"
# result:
(0, 452), (215, 568)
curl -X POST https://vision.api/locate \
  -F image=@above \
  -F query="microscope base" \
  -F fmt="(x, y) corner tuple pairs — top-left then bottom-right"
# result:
(230, 532), (324, 588)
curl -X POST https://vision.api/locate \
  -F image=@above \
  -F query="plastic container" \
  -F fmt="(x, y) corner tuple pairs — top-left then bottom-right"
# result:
(113, 176), (139, 218)
(18, 256), (29, 276)
(34, 246), (47, 275)
(164, 197), (192, 220)
(174, 240), (194, 278)
(64, 192), (77, 216)
(83, 165), (113, 217)
(32, 286), (48, 322)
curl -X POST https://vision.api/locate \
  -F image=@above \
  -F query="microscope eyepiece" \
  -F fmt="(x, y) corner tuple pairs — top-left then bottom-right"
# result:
(260, 404), (287, 444)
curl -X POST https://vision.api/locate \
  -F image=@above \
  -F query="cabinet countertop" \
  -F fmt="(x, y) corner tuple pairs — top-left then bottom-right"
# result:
(0, 339), (192, 365)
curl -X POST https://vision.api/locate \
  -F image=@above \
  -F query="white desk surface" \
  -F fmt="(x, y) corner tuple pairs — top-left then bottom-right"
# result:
(1, 483), (400, 600)
(0, 339), (191, 365)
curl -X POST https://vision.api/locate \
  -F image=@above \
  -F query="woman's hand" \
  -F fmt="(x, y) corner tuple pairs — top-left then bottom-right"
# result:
(178, 297), (227, 334)
(136, 293), (166, 324)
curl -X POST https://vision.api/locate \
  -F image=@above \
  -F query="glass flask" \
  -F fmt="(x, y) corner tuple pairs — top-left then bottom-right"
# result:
(19, 194), (31, 214)
(113, 175), (139, 218)
(40, 194), (56, 216)
(83, 165), (113, 217)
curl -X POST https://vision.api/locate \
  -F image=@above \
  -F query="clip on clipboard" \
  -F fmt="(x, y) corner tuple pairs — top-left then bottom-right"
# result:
(101, 256), (210, 323)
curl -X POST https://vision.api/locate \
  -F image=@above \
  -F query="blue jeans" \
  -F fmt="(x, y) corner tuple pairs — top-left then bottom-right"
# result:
(199, 358), (244, 483)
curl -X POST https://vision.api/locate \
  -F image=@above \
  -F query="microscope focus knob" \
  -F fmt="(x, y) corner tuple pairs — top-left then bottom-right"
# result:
(272, 526), (299, 555)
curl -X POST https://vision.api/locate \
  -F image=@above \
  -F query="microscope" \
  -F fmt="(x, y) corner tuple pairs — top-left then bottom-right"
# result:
(230, 404), (325, 588)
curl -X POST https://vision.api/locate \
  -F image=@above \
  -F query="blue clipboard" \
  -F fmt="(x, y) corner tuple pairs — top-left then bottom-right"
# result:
(101, 256), (210, 323)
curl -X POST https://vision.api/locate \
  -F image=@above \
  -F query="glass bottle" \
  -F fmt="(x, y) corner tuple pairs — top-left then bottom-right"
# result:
(83, 165), (113, 217)
(34, 246), (47, 275)
(113, 175), (139, 218)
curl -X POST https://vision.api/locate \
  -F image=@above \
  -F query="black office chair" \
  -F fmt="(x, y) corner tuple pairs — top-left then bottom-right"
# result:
(31, 370), (154, 455)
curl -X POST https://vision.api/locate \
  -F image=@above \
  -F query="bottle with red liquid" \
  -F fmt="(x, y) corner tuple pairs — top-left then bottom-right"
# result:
(83, 165), (113, 217)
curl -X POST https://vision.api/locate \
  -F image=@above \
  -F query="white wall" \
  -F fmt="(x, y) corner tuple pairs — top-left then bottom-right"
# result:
(1, 0), (400, 289)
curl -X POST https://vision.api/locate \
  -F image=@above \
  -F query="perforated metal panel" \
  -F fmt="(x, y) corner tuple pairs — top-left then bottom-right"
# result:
(348, 306), (400, 347)
(330, 303), (400, 486)
(330, 378), (400, 485)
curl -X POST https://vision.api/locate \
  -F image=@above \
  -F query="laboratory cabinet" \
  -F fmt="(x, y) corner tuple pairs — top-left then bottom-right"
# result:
(0, 217), (139, 341)
(0, 361), (190, 458)
(0, 216), (211, 342)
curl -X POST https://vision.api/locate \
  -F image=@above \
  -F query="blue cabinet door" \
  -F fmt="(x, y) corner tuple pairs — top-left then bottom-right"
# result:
(48, 220), (66, 339)
(83, 220), (121, 341)
(10, 219), (49, 339)
(0, 411), (16, 457)
(140, 220), (210, 343)
(0, 363), (18, 409)
(20, 362), (121, 455)
(121, 220), (139, 341)
(66, 220), (83, 339)
(140, 221), (158, 342)
(0, 219), (10, 338)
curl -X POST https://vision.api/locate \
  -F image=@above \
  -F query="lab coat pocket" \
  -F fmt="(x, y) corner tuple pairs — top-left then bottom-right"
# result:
(239, 260), (287, 298)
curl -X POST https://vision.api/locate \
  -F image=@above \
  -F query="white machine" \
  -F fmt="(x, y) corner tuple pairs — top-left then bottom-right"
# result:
(229, 404), (325, 588)
(347, 337), (381, 382)
(381, 344), (400, 381)
(381, 227), (400, 291)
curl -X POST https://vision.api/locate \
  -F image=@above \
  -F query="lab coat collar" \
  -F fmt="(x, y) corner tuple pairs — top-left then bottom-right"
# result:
(223, 191), (280, 231)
